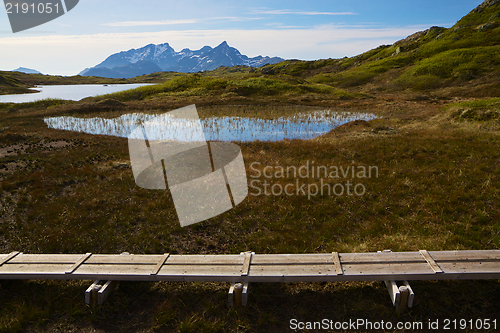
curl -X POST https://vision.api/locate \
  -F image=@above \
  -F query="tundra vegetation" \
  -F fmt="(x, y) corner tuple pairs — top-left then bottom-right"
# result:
(1, 1), (500, 332)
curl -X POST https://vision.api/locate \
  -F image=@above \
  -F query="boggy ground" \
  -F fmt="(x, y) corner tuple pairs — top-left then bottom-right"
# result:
(0, 92), (499, 332)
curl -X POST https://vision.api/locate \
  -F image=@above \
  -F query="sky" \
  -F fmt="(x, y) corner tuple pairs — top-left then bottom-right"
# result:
(0, 0), (484, 76)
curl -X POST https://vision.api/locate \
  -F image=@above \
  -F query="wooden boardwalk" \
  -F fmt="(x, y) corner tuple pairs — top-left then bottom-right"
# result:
(1, 250), (500, 283)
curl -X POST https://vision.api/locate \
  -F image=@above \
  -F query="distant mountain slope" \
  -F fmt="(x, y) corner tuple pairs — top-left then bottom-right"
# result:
(80, 41), (284, 78)
(11, 67), (42, 74)
(256, 0), (500, 96)
(83, 60), (163, 79)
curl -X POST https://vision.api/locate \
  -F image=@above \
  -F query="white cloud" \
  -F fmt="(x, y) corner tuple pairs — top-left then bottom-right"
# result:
(102, 19), (200, 27)
(0, 26), (424, 75)
(207, 17), (263, 22)
(101, 17), (262, 27)
(251, 9), (356, 16)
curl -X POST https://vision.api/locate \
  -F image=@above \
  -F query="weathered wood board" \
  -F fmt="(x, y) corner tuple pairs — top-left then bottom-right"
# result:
(1, 250), (500, 282)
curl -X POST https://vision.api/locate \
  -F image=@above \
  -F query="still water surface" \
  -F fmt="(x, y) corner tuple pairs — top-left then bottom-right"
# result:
(0, 84), (151, 103)
(44, 109), (377, 142)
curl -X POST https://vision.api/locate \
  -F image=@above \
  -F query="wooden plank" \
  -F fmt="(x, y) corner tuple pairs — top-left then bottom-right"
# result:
(8, 254), (85, 264)
(0, 251), (20, 266)
(154, 265), (242, 277)
(0, 264), (70, 274)
(150, 253), (170, 275)
(430, 250), (500, 262)
(163, 255), (243, 265)
(330, 262), (434, 276)
(72, 264), (154, 276)
(65, 253), (92, 274)
(251, 254), (332, 265)
(340, 252), (424, 264)
(420, 250), (444, 274)
(86, 254), (163, 265)
(248, 264), (337, 277)
(241, 252), (253, 276)
(9, 254), (240, 266)
(437, 261), (500, 274)
(332, 252), (343, 275)
(74, 264), (242, 277)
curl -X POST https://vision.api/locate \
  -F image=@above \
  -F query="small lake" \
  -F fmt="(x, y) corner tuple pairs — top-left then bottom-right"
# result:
(0, 84), (151, 103)
(44, 110), (377, 142)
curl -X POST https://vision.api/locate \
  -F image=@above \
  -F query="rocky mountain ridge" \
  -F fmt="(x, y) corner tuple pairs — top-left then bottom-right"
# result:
(80, 41), (284, 78)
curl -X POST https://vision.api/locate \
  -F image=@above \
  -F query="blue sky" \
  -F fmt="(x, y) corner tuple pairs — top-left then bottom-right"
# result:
(0, 0), (483, 75)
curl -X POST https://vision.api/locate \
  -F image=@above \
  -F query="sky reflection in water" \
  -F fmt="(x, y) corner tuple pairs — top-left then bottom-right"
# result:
(44, 110), (377, 142)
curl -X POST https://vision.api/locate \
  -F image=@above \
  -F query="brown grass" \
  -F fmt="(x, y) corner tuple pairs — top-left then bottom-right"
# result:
(0, 93), (499, 332)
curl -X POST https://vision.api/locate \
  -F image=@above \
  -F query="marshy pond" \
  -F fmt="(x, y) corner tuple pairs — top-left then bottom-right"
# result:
(44, 108), (377, 142)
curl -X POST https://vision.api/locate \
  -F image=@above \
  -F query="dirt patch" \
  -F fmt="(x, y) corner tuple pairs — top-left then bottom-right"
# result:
(371, 125), (398, 134)
(0, 160), (27, 175)
(0, 140), (72, 158)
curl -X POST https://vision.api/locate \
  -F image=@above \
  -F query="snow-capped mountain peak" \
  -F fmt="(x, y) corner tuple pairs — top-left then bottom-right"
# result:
(80, 41), (284, 78)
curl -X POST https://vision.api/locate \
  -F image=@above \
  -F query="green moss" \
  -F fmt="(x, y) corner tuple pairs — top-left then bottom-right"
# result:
(328, 53), (415, 87)
(232, 77), (299, 95)
(302, 83), (335, 94)
(446, 97), (500, 121)
(307, 73), (334, 84)
(458, 97), (500, 109)
(93, 74), (231, 101)
(392, 45), (500, 90)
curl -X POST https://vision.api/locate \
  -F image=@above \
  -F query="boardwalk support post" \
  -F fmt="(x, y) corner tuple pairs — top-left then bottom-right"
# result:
(242, 282), (249, 306)
(227, 251), (254, 308)
(85, 280), (119, 306)
(397, 286), (409, 315)
(98, 280), (119, 305)
(228, 282), (249, 307)
(384, 280), (414, 314)
(403, 280), (415, 309)
(85, 280), (101, 306)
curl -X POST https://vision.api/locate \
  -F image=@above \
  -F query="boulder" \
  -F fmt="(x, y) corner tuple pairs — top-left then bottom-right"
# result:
(475, 0), (500, 12)
(478, 21), (499, 30)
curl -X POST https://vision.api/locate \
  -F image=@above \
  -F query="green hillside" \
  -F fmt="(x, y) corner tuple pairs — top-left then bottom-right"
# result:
(3, 0), (500, 101)
(0, 71), (146, 95)
(83, 0), (500, 104)
(254, 0), (500, 96)
(0, 73), (33, 95)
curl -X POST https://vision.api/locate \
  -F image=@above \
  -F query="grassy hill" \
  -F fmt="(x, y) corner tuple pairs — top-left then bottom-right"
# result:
(0, 71), (160, 96)
(252, 0), (500, 97)
(3, 0), (500, 102)
(73, 0), (500, 105)
(0, 73), (34, 95)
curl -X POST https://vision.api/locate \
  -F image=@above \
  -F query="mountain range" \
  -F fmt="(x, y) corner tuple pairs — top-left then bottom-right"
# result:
(2, 0), (499, 98)
(79, 41), (284, 79)
(11, 67), (42, 74)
